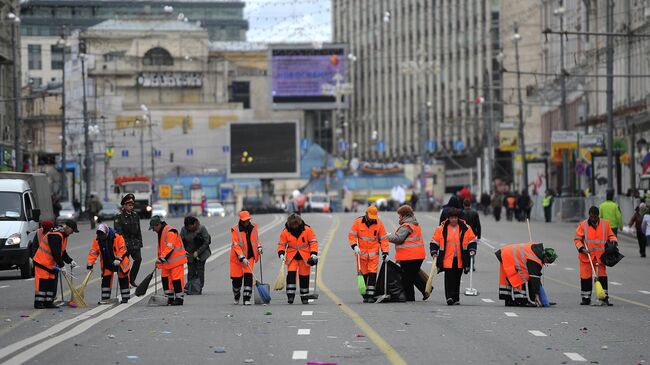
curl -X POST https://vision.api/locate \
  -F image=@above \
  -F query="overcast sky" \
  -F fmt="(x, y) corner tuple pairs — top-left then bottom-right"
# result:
(244, 0), (332, 43)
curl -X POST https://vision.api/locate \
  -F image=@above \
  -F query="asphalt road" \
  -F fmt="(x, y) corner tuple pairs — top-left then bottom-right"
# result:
(0, 212), (649, 365)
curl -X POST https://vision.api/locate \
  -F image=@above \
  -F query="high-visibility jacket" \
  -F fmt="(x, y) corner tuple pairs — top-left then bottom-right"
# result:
(277, 224), (318, 263)
(394, 222), (425, 261)
(431, 220), (477, 269)
(230, 222), (260, 263)
(506, 196), (516, 209)
(500, 242), (543, 288)
(87, 232), (130, 273)
(348, 217), (389, 257)
(33, 231), (67, 270)
(157, 224), (187, 269)
(29, 227), (48, 258)
(599, 200), (622, 229)
(574, 219), (617, 262)
(542, 196), (552, 208)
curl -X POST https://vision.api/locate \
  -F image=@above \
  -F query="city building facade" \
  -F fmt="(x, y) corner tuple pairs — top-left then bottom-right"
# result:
(0, 0), (20, 171)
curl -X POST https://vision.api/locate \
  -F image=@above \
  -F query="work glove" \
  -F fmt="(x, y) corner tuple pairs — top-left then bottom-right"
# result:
(70, 260), (78, 269)
(257, 246), (263, 254)
(382, 251), (389, 260)
(192, 251), (199, 259)
(113, 259), (121, 267)
(469, 250), (476, 257)
(578, 247), (587, 254)
(54, 266), (67, 275)
(307, 254), (318, 266)
(430, 249), (439, 257)
(278, 251), (286, 260)
(353, 245), (361, 255)
(157, 257), (167, 264)
(86, 265), (93, 271)
(463, 266), (470, 274)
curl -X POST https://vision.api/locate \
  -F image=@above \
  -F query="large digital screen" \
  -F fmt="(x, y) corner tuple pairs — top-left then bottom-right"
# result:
(228, 121), (300, 178)
(269, 44), (348, 110)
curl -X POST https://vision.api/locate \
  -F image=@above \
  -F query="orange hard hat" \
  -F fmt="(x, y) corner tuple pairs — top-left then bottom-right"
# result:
(366, 205), (378, 220)
(239, 210), (251, 221)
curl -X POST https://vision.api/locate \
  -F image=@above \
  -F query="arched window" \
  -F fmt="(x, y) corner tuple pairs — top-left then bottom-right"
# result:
(143, 47), (173, 66)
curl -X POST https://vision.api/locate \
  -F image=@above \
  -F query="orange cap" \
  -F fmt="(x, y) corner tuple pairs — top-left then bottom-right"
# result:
(239, 210), (251, 221)
(366, 205), (378, 220)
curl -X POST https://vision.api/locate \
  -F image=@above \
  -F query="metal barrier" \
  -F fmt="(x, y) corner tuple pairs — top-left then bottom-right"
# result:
(530, 195), (640, 226)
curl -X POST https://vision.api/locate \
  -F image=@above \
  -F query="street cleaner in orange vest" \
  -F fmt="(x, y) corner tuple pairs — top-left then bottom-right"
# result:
(32, 220), (78, 309)
(278, 213), (318, 304)
(574, 206), (617, 306)
(495, 242), (557, 307)
(150, 215), (187, 306)
(430, 208), (477, 305)
(87, 224), (131, 304)
(230, 211), (262, 305)
(388, 205), (427, 301)
(349, 205), (389, 302)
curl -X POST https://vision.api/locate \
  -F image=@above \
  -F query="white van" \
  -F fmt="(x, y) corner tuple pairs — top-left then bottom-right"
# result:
(0, 173), (53, 278)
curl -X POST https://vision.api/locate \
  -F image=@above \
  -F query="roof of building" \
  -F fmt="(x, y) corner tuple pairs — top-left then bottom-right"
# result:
(23, 0), (243, 5)
(87, 19), (205, 32)
(209, 41), (268, 52)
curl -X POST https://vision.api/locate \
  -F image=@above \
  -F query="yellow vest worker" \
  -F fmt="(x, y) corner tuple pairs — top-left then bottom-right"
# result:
(348, 206), (389, 302)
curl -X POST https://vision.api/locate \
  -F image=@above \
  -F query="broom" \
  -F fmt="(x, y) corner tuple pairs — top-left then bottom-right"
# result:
(62, 271), (87, 307)
(273, 258), (286, 291)
(424, 257), (437, 297)
(584, 243), (607, 300)
(135, 267), (156, 297)
(356, 254), (366, 296)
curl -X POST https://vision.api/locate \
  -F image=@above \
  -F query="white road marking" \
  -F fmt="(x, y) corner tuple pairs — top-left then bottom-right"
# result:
(479, 238), (496, 250)
(309, 279), (315, 283)
(504, 312), (518, 317)
(564, 267), (575, 271)
(292, 351), (308, 360)
(528, 330), (547, 337)
(23, 278), (34, 282)
(308, 299), (315, 303)
(301, 311), (313, 316)
(610, 282), (622, 286)
(564, 352), (587, 362)
(297, 329), (310, 335)
(0, 285), (9, 289)
(481, 298), (495, 303)
(639, 290), (650, 295)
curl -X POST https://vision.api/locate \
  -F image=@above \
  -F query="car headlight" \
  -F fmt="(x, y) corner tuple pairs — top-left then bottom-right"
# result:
(5, 233), (21, 246)
(146, 206), (153, 212)
(66, 213), (73, 218)
(220, 212), (225, 217)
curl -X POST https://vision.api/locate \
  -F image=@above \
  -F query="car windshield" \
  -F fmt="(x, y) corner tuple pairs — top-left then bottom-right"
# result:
(102, 202), (118, 211)
(208, 204), (223, 209)
(153, 204), (164, 210)
(122, 183), (151, 193)
(61, 202), (74, 211)
(0, 192), (23, 220)
(311, 196), (328, 203)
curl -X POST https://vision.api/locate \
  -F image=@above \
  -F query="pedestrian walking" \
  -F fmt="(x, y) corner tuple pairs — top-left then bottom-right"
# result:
(496, 242), (557, 307)
(542, 190), (554, 223)
(430, 208), (477, 305)
(639, 204), (650, 258)
(150, 216), (187, 306)
(230, 211), (261, 305)
(491, 192), (503, 222)
(518, 190), (532, 221)
(348, 206), (389, 303)
(181, 216), (211, 295)
(574, 206), (617, 306)
(462, 199), (481, 271)
(87, 224), (131, 304)
(277, 214), (319, 304)
(439, 195), (465, 224)
(410, 190), (419, 211)
(32, 221), (78, 309)
(599, 190), (622, 236)
(505, 193), (516, 221)
(480, 192), (491, 216)
(86, 194), (102, 229)
(114, 194), (143, 287)
(388, 205), (428, 301)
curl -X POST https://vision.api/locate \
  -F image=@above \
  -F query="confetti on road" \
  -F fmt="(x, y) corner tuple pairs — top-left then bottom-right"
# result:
(292, 351), (308, 360)
(563, 352), (587, 362)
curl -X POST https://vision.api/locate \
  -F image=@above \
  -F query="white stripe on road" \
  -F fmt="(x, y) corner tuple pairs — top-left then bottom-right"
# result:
(528, 330), (547, 337)
(504, 312), (518, 317)
(0, 285), (9, 289)
(301, 311), (313, 316)
(564, 267), (575, 271)
(23, 278), (34, 281)
(479, 238), (496, 250)
(481, 298), (495, 303)
(610, 282), (622, 286)
(564, 352), (587, 362)
(297, 329), (311, 335)
(292, 351), (308, 360)
(639, 290), (650, 295)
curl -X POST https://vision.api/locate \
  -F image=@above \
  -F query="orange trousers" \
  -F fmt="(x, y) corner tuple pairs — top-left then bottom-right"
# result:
(287, 258), (311, 276)
(34, 266), (57, 305)
(161, 265), (185, 299)
(230, 259), (255, 278)
(356, 254), (379, 275)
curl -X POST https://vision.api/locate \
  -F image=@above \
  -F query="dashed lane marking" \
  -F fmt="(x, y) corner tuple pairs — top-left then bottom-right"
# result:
(481, 298), (495, 303)
(292, 351), (308, 360)
(301, 311), (313, 316)
(504, 312), (518, 317)
(545, 276), (650, 310)
(23, 278), (34, 281)
(479, 238), (496, 250)
(297, 329), (311, 335)
(610, 282), (622, 286)
(563, 352), (587, 362)
(0, 285), (9, 289)
(639, 290), (650, 295)
(564, 267), (575, 271)
(528, 330), (547, 337)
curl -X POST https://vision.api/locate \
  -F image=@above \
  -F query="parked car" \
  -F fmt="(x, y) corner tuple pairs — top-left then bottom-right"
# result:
(56, 202), (79, 223)
(151, 204), (167, 219)
(96, 202), (120, 222)
(206, 203), (226, 217)
(307, 194), (330, 212)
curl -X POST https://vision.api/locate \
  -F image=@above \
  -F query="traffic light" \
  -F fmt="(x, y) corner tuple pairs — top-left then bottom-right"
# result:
(105, 147), (114, 159)
(240, 151), (253, 164)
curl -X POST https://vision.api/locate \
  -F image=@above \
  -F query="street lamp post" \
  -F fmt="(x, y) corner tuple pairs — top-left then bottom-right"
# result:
(555, 4), (570, 195)
(141, 104), (155, 198)
(605, 0), (614, 194)
(79, 42), (91, 207)
(8, 12), (21, 172)
(512, 25), (528, 193)
(57, 30), (68, 200)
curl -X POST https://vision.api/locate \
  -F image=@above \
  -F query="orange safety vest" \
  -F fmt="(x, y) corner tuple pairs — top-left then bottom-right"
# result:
(506, 196), (516, 209)
(432, 221), (476, 269)
(87, 233), (130, 273)
(277, 225), (318, 263)
(501, 242), (542, 288)
(574, 219), (616, 261)
(348, 217), (389, 257)
(157, 224), (187, 269)
(33, 231), (67, 269)
(394, 223), (425, 261)
(230, 222), (260, 263)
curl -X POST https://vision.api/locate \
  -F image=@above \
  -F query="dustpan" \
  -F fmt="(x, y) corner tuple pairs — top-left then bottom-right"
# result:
(251, 258), (271, 304)
(148, 270), (168, 306)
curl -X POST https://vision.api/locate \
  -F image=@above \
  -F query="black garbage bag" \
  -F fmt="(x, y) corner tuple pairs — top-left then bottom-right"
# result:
(601, 241), (624, 267)
(375, 260), (407, 302)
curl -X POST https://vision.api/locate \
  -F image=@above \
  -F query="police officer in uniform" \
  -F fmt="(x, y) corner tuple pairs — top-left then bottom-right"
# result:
(114, 194), (143, 287)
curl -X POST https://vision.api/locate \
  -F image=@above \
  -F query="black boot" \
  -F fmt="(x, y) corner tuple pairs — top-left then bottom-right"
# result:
(580, 297), (591, 305)
(287, 295), (294, 304)
(34, 302), (45, 309)
(167, 297), (174, 306)
(301, 296), (309, 304)
(44, 302), (60, 309)
(171, 298), (184, 306)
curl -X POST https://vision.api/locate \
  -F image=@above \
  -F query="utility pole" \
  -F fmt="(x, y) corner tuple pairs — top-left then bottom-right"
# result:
(9, 12), (21, 172)
(605, 0), (614, 194)
(80, 42), (91, 207)
(58, 28), (67, 200)
(149, 114), (155, 199)
(556, 3), (570, 195)
(483, 69), (495, 194)
(513, 24), (528, 193)
(139, 119), (144, 175)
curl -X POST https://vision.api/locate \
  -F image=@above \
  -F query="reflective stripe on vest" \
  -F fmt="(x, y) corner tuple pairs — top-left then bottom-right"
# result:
(233, 224), (260, 248)
(511, 243), (542, 285)
(583, 221), (607, 250)
(395, 224), (424, 250)
(34, 231), (66, 266)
